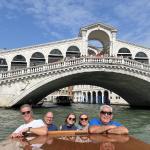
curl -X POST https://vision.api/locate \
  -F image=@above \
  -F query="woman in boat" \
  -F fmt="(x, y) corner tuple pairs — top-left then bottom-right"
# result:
(77, 113), (89, 130)
(60, 113), (78, 130)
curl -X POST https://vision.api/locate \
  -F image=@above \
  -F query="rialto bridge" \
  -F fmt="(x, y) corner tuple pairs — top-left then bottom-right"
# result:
(0, 22), (150, 107)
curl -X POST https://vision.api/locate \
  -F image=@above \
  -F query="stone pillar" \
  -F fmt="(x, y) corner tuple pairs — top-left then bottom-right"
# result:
(82, 92), (84, 103)
(27, 61), (30, 68)
(96, 91), (98, 104)
(7, 61), (11, 71)
(81, 30), (88, 56)
(45, 56), (48, 64)
(6, 56), (12, 71)
(110, 32), (117, 56)
(91, 91), (93, 104)
(86, 92), (88, 103)
(102, 91), (104, 104)
(26, 57), (30, 68)
(109, 41), (113, 56)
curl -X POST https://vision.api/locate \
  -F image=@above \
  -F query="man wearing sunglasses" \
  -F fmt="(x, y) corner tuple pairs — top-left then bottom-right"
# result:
(10, 104), (48, 138)
(89, 105), (128, 134)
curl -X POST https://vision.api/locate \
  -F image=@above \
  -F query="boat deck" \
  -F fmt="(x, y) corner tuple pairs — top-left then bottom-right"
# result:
(0, 132), (150, 150)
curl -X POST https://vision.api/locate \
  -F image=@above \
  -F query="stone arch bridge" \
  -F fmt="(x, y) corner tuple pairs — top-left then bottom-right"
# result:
(0, 56), (150, 108)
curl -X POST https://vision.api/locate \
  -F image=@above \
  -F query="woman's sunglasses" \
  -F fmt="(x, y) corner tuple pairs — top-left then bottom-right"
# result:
(68, 117), (76, 121)
(80, 117), (88, 121)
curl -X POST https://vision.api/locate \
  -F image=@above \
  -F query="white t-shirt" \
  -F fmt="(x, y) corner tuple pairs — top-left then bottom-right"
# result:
(13, 119), (45, 133)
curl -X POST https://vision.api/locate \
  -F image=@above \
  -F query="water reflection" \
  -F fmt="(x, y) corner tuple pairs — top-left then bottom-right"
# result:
(1, 134), (150, 150)
(100, 142), (115, 150)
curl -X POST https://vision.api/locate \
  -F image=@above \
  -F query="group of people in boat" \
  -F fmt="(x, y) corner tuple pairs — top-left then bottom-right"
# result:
(10, 104), (129, 138)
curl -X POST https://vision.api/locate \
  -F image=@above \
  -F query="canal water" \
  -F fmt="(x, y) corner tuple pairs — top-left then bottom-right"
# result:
(0, 104), (150, 144)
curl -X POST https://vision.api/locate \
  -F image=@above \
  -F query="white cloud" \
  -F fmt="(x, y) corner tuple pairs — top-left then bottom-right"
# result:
(113, 0), (150, 47)
(22, 0), (99, 36)
(0, 0), (150, 47)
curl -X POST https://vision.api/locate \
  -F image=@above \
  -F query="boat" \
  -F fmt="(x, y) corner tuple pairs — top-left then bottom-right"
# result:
(56, 96), (72, 106)
(0, 131), (150, 150)
(32, 100), (44, 108)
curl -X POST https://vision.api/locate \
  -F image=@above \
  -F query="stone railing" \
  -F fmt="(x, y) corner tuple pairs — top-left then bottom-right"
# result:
(0, 56), (150, 80)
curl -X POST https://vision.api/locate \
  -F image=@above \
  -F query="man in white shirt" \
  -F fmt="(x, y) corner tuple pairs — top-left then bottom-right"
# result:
(10, 104), (48, 138)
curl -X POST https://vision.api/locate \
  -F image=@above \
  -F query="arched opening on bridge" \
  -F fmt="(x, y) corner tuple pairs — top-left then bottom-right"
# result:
(48, 49), (63, 63)
(0, 58), (8, 72)
(11, 55), (27, 70)
(104, 90), (110, 105)
(134, 52), (149, 64)
(87, 30), (110, 56)
(92, 91), (96, 104)
(88, 92), (91, 104)
(88, 49), (96, 56)
(98, 91), (102, 104)
(88, 40), (100, 56)
(66, 46), (81, 58)
(30, 52), (45, 66)
(117, 48), (132, 59)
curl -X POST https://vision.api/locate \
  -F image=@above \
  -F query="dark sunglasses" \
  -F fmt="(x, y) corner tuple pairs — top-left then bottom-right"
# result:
(46, 116), (53, 119)
(22, 111), (31, 115)
(100, 111), (112, 115)
(68, 117), (76, 121)
(80, 118), (88, 121)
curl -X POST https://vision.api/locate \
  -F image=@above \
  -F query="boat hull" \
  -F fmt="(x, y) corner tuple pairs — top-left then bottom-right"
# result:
(1, 131), (150, 150)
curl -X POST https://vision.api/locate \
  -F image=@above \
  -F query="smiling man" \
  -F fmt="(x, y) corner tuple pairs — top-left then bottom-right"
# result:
(43, 112), (58, 131)
(10, 104), (48, 138)
(89, 105), (129, 134)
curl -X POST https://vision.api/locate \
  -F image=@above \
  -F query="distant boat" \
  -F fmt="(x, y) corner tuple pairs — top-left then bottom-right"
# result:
(32, 100), (44, 108)
(56, 96), (72, 106)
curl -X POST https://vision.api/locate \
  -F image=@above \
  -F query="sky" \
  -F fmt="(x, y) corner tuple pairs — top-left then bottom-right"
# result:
(0, 0), (150, 50)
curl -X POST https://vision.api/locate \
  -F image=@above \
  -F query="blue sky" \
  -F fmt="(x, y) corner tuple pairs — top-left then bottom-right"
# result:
(0, 0), (150, 49)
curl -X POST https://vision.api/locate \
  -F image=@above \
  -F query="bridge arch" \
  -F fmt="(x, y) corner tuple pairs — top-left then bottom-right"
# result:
(134, 52), (149, 64)
(30, 52), (45, 66)
(66, 46), (81, 58)
(0, 58), (8, 72)
(48, 49), (63, 63)
(11, 55), (27, 70)
(87, 29), (111, 55)
(88, 49), (96, 56)
(117, 48), (132, 59)
(9, 66), (150, 108)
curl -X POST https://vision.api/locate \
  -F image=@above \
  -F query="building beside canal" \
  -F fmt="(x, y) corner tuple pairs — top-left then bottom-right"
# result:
(46, 85), (128, 105)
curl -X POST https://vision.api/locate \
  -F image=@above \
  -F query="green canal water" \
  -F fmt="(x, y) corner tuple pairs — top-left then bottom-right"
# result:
(0, 104), (150, 143)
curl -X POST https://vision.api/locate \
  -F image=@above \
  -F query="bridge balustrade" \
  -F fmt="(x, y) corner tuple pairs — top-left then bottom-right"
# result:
(0, 57), (149, 80)
(143, 65), (150, 71)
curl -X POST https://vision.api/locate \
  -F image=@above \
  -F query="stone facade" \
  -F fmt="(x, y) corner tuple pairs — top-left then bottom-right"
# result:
(0, 22), (150, 107)
(45, 85), (128, 105)
(0, 22), (150, 72)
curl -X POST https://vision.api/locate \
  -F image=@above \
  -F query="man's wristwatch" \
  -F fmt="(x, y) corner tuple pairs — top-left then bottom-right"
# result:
(28, 127), (32, 132)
